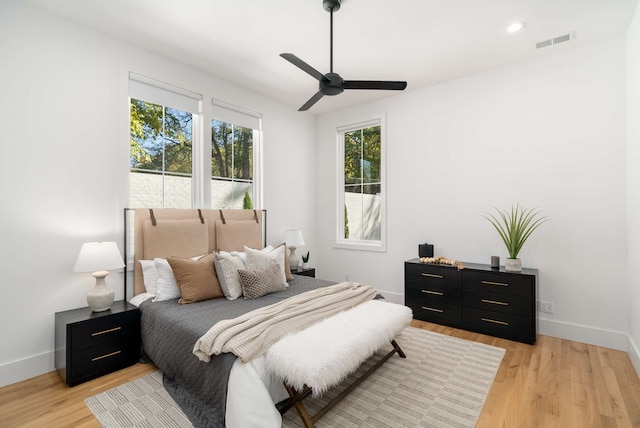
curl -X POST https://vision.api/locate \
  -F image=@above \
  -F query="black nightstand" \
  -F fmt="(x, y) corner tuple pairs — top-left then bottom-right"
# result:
(55, 300), (141, 386)
(293, 267), (316, 278)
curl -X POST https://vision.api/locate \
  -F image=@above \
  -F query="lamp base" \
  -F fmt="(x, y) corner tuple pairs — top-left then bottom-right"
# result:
(288, 246), (299, 270)
(88, 271), (114, 312)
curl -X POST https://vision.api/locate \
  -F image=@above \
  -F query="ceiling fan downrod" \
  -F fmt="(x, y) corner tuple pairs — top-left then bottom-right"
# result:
(323, 0), (341, 73)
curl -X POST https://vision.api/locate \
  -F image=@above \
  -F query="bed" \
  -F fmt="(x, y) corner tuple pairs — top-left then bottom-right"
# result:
(125, 208), (409, 427)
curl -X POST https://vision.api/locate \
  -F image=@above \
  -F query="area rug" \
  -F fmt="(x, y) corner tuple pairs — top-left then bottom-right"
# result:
(86, 327), (505, 428)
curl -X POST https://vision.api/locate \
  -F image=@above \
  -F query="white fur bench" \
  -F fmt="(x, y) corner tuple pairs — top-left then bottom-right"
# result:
(265, 299), (412, 427)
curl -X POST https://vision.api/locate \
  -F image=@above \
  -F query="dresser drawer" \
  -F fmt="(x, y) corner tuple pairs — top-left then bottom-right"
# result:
(463, 289), (532, 316)
(463, 307), (534, 344)
(405, 263), (462, 288)
(406, 280), (461, 303)
(69, 342), (138, 385)
(407, 300), (462, 324)
(463, 270), (533, 297)
(69, 311), (139, 351)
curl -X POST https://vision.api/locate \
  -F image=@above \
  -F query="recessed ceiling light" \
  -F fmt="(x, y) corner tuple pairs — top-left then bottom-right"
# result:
(507, 21), (526, 33)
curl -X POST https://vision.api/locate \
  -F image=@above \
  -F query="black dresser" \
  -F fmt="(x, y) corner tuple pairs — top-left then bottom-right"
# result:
(55, 301), (141, 386)
(405, 258), (537, 344)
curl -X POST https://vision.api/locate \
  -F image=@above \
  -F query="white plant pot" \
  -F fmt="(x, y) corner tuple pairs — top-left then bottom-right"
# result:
(302, 262), (309, 269)
(505, 258), (522, 272)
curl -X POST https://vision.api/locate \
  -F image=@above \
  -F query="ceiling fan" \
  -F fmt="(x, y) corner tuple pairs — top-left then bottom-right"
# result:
(281, 0), (407, 111)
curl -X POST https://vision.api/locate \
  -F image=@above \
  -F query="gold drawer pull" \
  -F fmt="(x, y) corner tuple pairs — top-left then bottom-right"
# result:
(422, 306), (443, 313)
(91, 326), (122, 336)
(91, 350), (121, 362)
(421, 273), (444, 279)
(422, 290), (444, 296)
(481, 280), (509, 287)
(481, 299), (509, 306)
(481, 317), (509, 326)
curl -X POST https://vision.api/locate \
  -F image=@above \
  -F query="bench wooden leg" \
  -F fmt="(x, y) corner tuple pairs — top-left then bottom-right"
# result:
(279, 339), (406, 427)
(392, 339), (407, 358)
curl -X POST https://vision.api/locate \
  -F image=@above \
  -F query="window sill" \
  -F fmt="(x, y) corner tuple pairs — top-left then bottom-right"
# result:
(334, 240), (387, 253)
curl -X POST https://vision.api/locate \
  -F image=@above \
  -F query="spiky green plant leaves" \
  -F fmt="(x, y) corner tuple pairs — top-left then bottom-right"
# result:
(484, 204), (549, 259)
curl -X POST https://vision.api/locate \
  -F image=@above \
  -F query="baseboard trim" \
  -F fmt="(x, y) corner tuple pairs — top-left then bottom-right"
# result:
(538, 318), (628, 351)
(379, 290), (404, 305)
(0, 351), (55, 388)
(628, 336), (640, 379)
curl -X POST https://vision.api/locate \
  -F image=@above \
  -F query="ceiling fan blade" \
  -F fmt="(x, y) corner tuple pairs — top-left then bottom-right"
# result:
(343, 80), (407, 91)
(280, 53), (325, 81)
(299, 91), (325, 111)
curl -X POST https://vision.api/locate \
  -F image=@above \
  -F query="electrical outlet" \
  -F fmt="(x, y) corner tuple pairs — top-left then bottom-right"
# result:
(539, 301), (554, 314)
(345, 273), (349, 281)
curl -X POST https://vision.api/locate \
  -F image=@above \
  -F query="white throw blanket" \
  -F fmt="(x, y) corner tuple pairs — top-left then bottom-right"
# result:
(193, 282), (377, 363)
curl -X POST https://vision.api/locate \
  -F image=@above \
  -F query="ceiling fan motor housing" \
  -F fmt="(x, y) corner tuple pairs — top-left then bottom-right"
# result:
(320, 73), (344, 95)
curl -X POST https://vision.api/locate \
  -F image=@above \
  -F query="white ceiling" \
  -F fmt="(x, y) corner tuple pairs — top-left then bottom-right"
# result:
(24, 0), (639, 114)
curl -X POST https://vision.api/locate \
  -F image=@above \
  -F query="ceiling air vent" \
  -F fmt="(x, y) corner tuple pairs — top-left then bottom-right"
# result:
(535, 32), (575, 49)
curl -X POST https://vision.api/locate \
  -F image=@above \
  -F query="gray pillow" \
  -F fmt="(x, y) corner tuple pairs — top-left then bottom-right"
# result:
(238, 263), (287, 299)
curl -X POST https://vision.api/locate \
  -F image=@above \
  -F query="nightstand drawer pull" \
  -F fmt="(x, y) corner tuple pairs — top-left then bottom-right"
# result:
(92, 350), (122, 362)
(481, 280), (509, 287)
(481, 299), (509, 306)
(422, 306), (444, 313)
(481, 317), (509, 326)
(421, 273), (444, 279)
(91, 326), (122, 336)
(422, 290), (444, 296)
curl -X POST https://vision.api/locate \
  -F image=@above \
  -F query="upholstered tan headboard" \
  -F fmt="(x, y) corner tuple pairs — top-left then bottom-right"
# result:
(126, 208), (266, 297)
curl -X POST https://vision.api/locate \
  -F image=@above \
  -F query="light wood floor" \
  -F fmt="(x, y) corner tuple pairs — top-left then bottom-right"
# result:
(1, 320), (639, 427)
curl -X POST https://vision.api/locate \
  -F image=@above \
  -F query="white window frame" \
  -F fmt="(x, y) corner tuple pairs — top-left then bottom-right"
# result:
(211, 99), (263, 209)
(128, 72), (204, 208)
(335, 114), (387, 252)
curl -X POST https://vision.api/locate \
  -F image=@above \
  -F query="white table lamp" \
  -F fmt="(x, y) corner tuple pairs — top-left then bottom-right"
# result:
(284, 229), (305, 270)
(73, 242), (125, 312)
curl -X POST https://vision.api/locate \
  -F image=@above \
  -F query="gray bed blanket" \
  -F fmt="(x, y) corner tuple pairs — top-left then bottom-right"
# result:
(139, 275), (335, 428)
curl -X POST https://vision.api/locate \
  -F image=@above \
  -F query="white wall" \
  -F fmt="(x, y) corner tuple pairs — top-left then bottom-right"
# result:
(627, 3), (640, 375)
(0, 1), (315, 387)
(316, 38), (629, 351)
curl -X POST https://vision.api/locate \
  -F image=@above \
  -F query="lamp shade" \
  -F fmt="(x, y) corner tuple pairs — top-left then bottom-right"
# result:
(73, 242), (125, 273)
(284, 229), (305, 247)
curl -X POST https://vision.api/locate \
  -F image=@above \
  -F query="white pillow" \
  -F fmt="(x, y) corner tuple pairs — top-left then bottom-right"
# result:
(152, 258), (181, 302)
(139, 260), (159, 296)
(245, 245), (287, 288)
(214, 253), (246, 300)
(230, 245), (272, 264)
(129, 292), (153, 307)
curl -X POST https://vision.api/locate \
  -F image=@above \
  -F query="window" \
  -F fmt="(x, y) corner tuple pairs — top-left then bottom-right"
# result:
(336, 116), (386, 251)
(128, 73), (202, 208)
(129, 100), (194, 208)
(211, 99), (262, 209)
(128, 74), (262, 209)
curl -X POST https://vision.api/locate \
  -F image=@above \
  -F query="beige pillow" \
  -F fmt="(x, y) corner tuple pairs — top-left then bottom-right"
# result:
(238, 264), (287, 299)
(167, 253), (223, 304)
(215, 219), (262, 252)
(275, 242), (294, 281)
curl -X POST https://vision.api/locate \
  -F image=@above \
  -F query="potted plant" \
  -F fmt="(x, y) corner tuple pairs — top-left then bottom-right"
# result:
(301, 251), (310, 269)
(484, 204), (548, 272)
